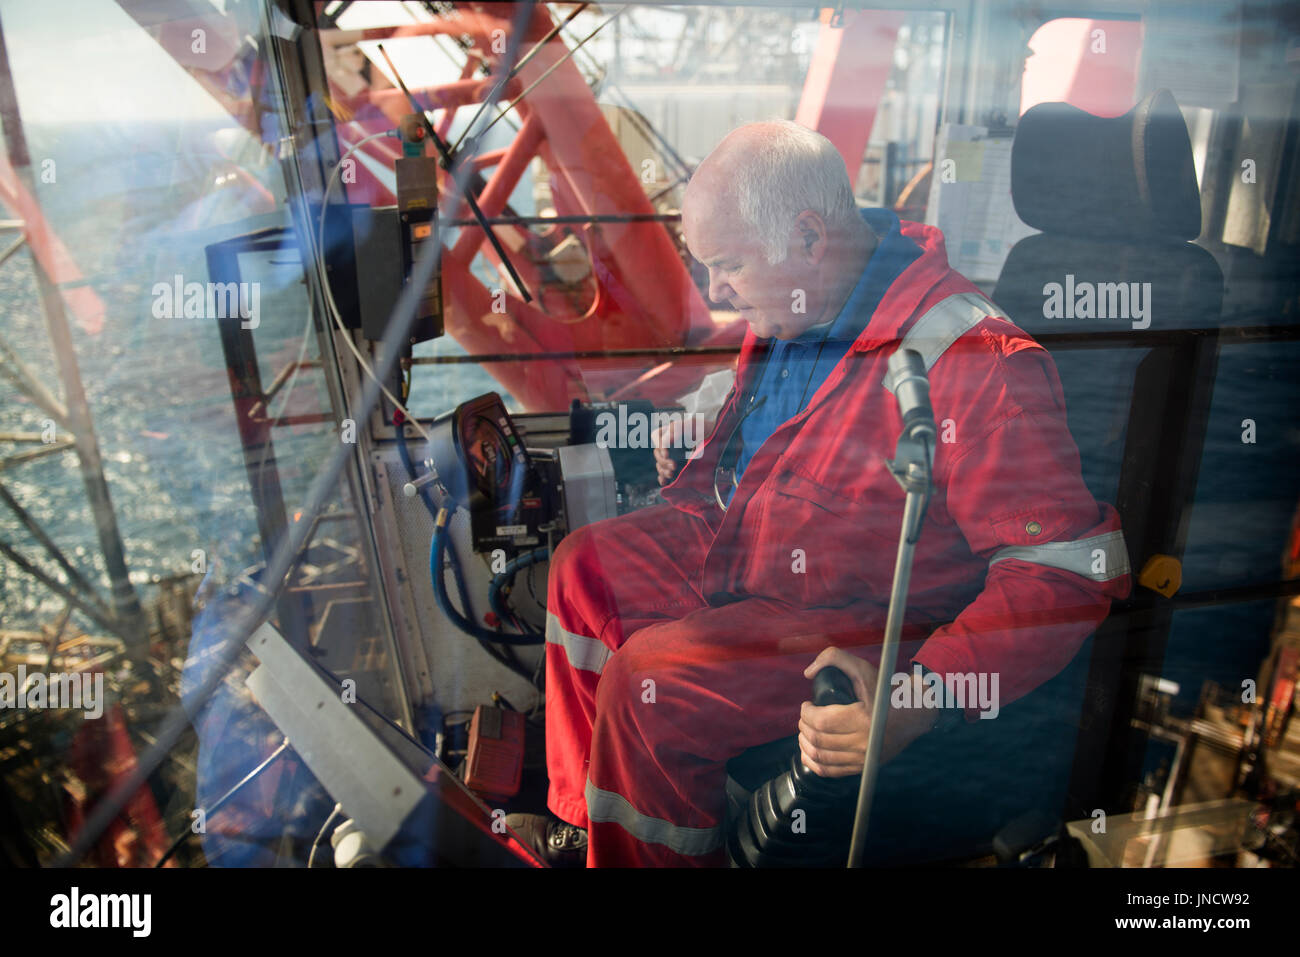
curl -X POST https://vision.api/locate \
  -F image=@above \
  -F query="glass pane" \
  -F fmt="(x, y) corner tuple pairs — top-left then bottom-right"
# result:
(1, 0), (1295, 885)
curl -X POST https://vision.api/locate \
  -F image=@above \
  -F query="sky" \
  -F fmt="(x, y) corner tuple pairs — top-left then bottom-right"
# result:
(0, 0), (234, 125)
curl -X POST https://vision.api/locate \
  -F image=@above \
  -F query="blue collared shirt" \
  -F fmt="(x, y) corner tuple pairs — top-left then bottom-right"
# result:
(732, 208), (921, 487)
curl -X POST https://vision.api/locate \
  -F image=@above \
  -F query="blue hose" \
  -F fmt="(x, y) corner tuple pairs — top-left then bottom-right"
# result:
(430, 513), (543, 646)
(401, 422), (543, 647)
(488, 547), (551, 634)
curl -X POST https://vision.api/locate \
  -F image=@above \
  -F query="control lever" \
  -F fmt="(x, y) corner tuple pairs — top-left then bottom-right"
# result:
(789, 665), (859, 795)
(730, 665), (860, 867)
(402, 465), (439, 499)
(812, 664), (856, 706)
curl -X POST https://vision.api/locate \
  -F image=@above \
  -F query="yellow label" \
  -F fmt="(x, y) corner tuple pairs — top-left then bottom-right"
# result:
(1139, 555), (1182, 597)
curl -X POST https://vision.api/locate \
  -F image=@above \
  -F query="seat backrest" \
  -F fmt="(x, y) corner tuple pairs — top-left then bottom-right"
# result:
(993, 89), (1224, 511)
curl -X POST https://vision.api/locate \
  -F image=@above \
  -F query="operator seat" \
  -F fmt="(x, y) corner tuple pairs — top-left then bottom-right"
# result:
(984, 87), (1224, 854)
(723, 88), (1224, 866)
(993, 87), (1223, 503)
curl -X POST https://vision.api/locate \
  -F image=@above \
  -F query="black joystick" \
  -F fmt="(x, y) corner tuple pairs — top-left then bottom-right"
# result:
(788, 665), (860, 796)
(730, 665), (861, 867)
(812, 664), (857, 706)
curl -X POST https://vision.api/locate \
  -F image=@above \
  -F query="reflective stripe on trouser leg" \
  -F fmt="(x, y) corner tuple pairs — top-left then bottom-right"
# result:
(544, 607), (609, 830)
(582, 599), (895, 866)
(989, 529), (1130, 581)
(585, 780), (722, 858)
(542, 506), (715, 833)
(546, 611), (610, 674)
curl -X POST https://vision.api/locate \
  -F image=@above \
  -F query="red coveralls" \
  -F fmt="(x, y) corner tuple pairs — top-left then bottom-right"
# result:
(544, 219), (1132, 866)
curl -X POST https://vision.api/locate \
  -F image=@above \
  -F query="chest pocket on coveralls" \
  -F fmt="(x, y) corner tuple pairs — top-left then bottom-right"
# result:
(737, 467), (899, 608)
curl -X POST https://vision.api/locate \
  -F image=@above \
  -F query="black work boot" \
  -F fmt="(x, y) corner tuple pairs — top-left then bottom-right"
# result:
(504, 812), (588, 868)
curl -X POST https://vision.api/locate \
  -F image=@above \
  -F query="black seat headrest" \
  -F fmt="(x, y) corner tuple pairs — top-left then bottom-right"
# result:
(1011, 89), (1201, 241)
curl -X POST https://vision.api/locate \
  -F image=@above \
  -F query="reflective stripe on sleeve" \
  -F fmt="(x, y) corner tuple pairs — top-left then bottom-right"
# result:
(989, 529), (1131, 581)
(585, 779), (722, 857)
(545, 612), (610, 674)
(883, 291), (999, 393)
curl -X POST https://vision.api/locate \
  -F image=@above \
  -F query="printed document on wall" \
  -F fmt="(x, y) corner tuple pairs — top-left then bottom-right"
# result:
(925, 124), (1037, 283)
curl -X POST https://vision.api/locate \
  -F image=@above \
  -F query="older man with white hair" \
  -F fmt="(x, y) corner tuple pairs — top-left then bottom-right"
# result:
(508, 120), (1129, 867)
